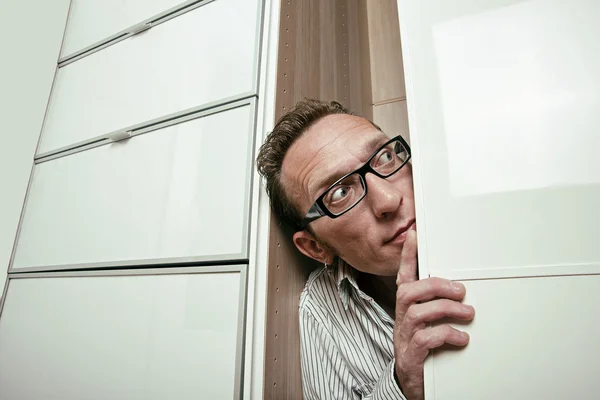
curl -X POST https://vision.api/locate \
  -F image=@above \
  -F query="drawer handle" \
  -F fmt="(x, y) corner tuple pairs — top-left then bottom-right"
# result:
(107, 130), (133, 142)
(130, 22), (153, 36)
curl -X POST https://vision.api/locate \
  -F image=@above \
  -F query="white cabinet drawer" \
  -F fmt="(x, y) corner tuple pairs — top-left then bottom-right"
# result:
(0, 266), (246, 400)
(39, 0), (261, 156)
(398, 0), (600, 280)
(12, 101), (255, 271)
(431, 275), (600, 399)
(61, 0), (188, 57)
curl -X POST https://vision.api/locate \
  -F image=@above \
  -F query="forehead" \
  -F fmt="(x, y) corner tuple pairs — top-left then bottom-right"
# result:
(281, 113), (387, 210)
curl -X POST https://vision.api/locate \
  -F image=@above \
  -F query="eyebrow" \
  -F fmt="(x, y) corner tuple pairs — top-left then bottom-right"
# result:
(312, 135), (389, 197)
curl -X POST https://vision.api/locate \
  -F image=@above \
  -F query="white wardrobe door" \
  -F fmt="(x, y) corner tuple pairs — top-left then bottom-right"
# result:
(0, 269), (244, 400)
(12, 103), (254, 270)
(0, 0), (70, 297)
(61, 0), (187, 57)
(431, 275), (600, 399)
(398, 0), (600, 279)
(38, 0), (261, 156)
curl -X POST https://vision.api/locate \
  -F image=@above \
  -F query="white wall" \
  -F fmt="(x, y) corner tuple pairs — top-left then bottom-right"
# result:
(0, 0), (71, 298)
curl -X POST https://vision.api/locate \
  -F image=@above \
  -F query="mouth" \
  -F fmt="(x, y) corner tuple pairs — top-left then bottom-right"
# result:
(384, 219), (417, 245)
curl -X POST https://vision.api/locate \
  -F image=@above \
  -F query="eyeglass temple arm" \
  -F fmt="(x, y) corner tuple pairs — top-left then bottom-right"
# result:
(300, 202), (326, 228)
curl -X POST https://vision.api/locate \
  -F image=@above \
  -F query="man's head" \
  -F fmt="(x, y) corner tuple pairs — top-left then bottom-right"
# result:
(257, 99), (415, 277)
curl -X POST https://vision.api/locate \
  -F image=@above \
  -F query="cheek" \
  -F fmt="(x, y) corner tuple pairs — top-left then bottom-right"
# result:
(326, 220), (364, 244)
(390, 167), (415, 204)
(398, 165), (415, 188)
(322, 208), (379, 250)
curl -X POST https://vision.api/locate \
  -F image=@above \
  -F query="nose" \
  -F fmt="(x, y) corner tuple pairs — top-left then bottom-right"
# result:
(364, 173), (402, 219)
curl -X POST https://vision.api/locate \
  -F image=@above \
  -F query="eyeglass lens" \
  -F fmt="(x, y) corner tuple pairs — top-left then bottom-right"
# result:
(322, 139), (408, 216)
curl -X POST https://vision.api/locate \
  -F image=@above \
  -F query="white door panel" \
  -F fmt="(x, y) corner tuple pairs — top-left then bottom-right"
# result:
(432, 275), (600, 399)
(0, 0), (70, 298)
(39, 0), (261, 156)
(398, 0), (600, 278)
(13, 103), (254, 271)
(397, 1), (600, 398)
(61, 0), (187, 57)
(0, 268), (244, 400)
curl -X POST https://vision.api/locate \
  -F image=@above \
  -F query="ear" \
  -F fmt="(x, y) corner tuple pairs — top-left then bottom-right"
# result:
(293, 230), (335, 265)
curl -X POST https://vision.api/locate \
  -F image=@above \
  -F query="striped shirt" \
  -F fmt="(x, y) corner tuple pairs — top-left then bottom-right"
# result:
(299, 259), (406, 399)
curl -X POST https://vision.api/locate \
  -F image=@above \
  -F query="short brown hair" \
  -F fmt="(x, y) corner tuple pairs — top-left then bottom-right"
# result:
(256, 99), (352, 230)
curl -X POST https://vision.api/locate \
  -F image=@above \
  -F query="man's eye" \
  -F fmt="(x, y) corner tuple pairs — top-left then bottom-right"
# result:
(330, 186), (350, 202)
(377, 150), (394, 165)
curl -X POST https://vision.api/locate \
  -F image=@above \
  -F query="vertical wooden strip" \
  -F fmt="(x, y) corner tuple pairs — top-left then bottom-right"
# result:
(366, 0), (406, 103)
(263, 1), (304, 397)
(263, 1), (370, 398)
(319, 0), (335, 101)
(353, 0), (374, 120)
(337, 0), (351, 107)
(346, 0), (366, 117)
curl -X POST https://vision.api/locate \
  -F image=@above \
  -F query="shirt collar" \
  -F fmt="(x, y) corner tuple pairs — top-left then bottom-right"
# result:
(332, 258), (361, 310)
(330, 258), (395, 326)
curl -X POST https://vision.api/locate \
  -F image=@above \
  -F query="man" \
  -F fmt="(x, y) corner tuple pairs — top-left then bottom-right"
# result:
(256, 99), (475, 399)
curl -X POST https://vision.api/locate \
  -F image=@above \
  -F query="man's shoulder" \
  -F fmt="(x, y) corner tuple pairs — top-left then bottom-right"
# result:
(299, 266), (341, 318)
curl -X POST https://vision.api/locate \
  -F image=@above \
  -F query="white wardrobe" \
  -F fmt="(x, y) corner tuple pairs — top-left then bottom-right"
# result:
(397, 0), (600, 398)
(0, 0), (279, 398)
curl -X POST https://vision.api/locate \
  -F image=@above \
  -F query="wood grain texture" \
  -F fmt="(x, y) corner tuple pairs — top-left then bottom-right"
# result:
(351, 0), (373, 120)
(366, 0), (406, 103)
(373, 99), (410, 144)
(263, 1), (369, 399)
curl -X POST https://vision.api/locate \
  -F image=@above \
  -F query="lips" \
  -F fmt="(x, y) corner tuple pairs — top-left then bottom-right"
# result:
(384, 219), (416, 245)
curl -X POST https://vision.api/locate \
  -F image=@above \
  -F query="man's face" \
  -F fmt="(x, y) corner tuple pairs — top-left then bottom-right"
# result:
(282, 113), (416, 276)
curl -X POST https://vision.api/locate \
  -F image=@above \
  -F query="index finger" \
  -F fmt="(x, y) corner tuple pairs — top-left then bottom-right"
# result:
(397, 229), (418, 285)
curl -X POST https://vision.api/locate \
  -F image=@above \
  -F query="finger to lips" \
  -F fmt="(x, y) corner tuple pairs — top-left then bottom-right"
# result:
(406, 325), (470, 364)
(398, 229), (418, 285)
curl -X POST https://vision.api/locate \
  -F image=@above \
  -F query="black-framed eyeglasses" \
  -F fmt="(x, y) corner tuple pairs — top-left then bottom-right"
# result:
(300, 135), (411, 229)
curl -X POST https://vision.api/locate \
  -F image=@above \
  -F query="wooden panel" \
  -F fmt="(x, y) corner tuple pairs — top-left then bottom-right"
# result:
(373, 99), (410, 143)
(349, 0), (373, 120)
(13, 104), (254, 271)
(38, 0), (261, 155)
(366, 0), (406, 103)
(0, 269), (243, 399)
(263, 1), (368, 398)
(263, 217), (316, 399)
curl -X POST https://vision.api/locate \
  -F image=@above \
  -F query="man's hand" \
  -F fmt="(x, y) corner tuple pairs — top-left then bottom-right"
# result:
(393, 230), (475, 400)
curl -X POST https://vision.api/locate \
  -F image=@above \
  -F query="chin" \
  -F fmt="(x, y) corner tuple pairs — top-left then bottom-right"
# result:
(384, 243), (405, 258)
(376, 249), (405, 275)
